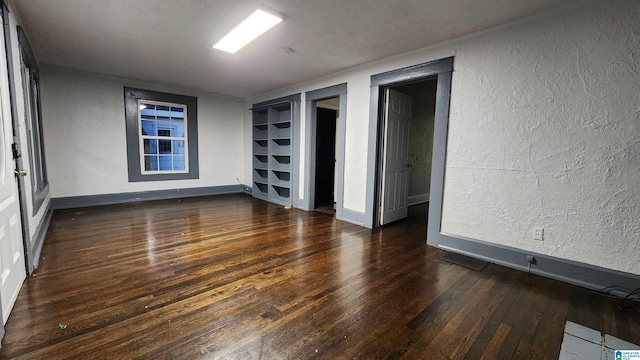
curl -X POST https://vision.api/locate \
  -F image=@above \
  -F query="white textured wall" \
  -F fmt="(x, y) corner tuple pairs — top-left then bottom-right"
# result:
(245, 1), (640, 274)
(441, 1), (640, 275)
(41, 66), (245, 197)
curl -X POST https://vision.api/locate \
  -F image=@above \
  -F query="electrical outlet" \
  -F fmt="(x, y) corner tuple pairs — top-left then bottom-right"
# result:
(533, 227), (544, 241)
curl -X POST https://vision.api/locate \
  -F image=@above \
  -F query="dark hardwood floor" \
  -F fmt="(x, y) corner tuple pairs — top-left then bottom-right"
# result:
(0, 194), (638, 359)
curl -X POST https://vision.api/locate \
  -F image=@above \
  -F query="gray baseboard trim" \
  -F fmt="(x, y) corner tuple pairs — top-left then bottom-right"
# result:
(29, 200), (53, 272)
(408, 193), (429, 206)
(434, 233), (640, 294)
(240, 185), (252, 195)
(340, 208), (367, 227)
(52, 185), (242, 210)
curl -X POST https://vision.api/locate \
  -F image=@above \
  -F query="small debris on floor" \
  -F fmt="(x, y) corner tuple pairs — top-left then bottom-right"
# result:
(58, 323), (67, 330)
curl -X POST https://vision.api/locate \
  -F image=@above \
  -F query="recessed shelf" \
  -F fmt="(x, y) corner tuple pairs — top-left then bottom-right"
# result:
(271, 121), (291, 127)
(254, 168), (268, 180)
(272, 170), (290, 180)
(254, 182), (268, 193)
(271, 185), (290, 198)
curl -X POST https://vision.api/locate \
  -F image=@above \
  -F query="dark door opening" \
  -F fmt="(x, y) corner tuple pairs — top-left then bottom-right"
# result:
(314, 106), (337, 213)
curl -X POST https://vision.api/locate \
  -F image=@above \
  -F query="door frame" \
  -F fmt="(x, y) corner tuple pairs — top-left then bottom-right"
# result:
(302, 83), (346, 219)
(365, 57), (453, 228)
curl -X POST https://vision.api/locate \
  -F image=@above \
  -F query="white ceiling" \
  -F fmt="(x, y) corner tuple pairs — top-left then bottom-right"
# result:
(13, 0), (584, 98)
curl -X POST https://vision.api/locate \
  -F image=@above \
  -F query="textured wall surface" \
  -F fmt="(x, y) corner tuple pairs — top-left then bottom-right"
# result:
(442, 1), (640, 275)
(41, 67), (245, 197)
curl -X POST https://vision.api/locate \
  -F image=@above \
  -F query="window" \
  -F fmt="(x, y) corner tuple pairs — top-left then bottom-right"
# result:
(124, 88), (198, 182)
(139, 101), (187, 173)
(18, 26), (48, 213)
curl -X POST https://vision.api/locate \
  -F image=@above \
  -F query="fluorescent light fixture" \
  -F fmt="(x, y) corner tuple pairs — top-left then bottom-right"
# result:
(213, 9), (282, 53)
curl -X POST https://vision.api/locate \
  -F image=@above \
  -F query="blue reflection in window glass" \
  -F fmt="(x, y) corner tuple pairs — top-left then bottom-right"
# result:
(170, 107), (184, 119)
(156, 105), (170, 119)
(159, 155), (173, 170)
(157, 120), (171, 136)
(172, 140), (185, 154)
(173, 156), (185, 170)
(172, 119), (184, 137)
(140, 103), (155, 113)
(141, 120), (157, 136)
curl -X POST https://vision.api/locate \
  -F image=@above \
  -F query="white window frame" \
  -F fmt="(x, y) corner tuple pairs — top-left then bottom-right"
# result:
(137, 99), (189, 175)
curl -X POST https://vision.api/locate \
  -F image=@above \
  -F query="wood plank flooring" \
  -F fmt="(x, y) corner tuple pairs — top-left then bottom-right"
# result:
(0, 194), (638, 359)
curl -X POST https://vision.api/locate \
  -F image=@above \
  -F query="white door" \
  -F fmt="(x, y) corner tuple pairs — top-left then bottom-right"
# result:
(0, 15), (26, 324)
(380, 89), (413, 225)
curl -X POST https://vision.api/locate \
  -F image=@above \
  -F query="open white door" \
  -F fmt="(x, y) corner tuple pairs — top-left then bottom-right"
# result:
(380, 89), (413, 225)
(0, 14), (26, 324)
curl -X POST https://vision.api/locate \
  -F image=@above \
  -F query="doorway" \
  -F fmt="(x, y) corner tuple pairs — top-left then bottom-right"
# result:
(378, 80), (437, 225)
(314, 98), (338, 213)
(304, 83), (346, 219)
(364, 57), (454, 230)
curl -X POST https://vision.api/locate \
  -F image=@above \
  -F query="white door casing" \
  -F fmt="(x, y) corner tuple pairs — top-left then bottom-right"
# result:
(0, 15), (26, 325)
(380, 89), (413, 225)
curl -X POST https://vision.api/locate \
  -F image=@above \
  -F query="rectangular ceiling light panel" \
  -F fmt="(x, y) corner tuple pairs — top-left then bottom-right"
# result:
(213, 9), (283, 53)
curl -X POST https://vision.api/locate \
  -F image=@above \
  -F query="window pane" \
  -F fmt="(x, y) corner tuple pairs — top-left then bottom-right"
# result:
(141, 120), (157, 136)
(172, 140), (185, 154)
(171, 107), (184, 119)
(140, 104), (156, 119)
(157, 120), (171, 136)
(158, 155), (173, 170)
(156, 105), (170, 118)
(144, 155), (158, 171)
(172, 119), (184, 137)
(173, 156), (185, 170)
(158, 139), (171, 154)
(143, 139), (158, 154)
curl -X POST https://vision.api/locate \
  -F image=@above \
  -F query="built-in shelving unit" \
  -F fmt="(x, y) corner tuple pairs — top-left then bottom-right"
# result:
(252, 101), (293, 206)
